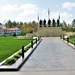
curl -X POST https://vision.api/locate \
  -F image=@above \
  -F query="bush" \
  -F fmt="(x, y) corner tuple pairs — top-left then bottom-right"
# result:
(5, 58), (16, 65)
(13, 33), (16, 37)
(18, 51), (22, 55)
(24, 44), (31, 52)
(33, 40), (36, 44)
(70, 34), (75, 38)
(13, 54), (20, 59)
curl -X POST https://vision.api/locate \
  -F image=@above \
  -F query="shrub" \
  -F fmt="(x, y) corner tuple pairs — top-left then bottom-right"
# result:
(4, 58), (16, 65)
(24, 44), (31, 52)
(33, 40), (36, 44)
(18, 51), (22, 55)
(13, 32), (16, 37)
(13, 54), (20, 59)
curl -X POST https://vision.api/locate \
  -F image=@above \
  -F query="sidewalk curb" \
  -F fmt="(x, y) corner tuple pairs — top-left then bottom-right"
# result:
(0, 39), (42, 71)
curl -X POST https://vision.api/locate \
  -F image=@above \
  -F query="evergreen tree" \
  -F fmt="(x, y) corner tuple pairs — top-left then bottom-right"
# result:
(6, 20), (12, 28)
(57, 19), (60, 27)
(43, 19), (46, 27)
(39, 19), (42, 27)
(52, 19), (56, 27)
(12, 21), (17, 27)
(48, 19), (51, 27)
(72, 19), (75, 27)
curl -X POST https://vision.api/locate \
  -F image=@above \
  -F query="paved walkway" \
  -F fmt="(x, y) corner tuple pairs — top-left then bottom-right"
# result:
(1, 37), (75, 75)
(20, 37), (75, 72)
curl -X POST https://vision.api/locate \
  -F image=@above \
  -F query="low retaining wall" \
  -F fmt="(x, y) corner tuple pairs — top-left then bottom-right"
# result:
(36, 27), (64, 37)
(0, 39), (42, 71)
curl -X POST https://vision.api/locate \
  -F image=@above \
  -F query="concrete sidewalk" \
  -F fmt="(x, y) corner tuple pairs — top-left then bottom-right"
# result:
(19, 37), (75, 72)
(1, 37), (75, 75)
(0, 71), (75, 75)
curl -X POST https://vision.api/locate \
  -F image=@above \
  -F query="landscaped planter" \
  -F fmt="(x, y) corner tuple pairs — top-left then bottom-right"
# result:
(61, 36), (75, 49)
(0, 38), (42, 71)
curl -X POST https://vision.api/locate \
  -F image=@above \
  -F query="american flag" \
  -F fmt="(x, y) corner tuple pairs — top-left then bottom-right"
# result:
(38, 14), (39, 21)
(48, 8), (50, 20)
(59, 13), (60, 20)
(48, 8), (50, 16)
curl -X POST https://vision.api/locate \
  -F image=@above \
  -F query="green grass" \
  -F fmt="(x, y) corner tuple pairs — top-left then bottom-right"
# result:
(69, 38), (75, 44)
(65, 38), (75, 44)
(0, 36), (31, 62)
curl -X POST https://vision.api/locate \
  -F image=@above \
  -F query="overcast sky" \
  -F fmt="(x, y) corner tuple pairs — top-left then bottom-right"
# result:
(0, 0), (75, 24)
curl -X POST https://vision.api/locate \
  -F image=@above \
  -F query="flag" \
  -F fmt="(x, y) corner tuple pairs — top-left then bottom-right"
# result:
(59, 13), (60, 20)
(38, 14), (39, 21)
(48, 8), (50, 20)
(48, 8), (50, 16)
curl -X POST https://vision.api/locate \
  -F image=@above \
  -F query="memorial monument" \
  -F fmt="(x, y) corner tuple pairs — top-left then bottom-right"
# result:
(36, 14), (63, 37)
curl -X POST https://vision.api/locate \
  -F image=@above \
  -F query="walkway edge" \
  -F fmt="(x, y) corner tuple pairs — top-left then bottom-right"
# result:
(61, 39), (75, 50)
(0, 39), (42, 71)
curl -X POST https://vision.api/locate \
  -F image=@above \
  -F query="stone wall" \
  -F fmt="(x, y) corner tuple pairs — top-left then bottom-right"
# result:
(35, 27), (64, 37)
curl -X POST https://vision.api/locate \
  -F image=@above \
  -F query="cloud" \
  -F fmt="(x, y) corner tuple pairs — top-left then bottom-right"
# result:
(56, 4), (59, 8)
(1, 4), (19, 12)
(62, 2), (75, 10)
(0, 15), (10, 23)
(0, 3), (38, 22)
(60, 12), (72, 19)
(42, 10), (47, 15)
(14, 16), (24, 22)
(41, 10), (72, 24)
(51, 12), (59, 19)
(41, 10), (59, 20)
(60, 12), (72, 24)
(0, 3), (73, 24)
(19, 3), (38, 16)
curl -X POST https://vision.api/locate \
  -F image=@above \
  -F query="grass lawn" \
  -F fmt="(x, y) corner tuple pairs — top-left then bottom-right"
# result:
(65, 38), (75, 44)
(0, 36), (31, 62)
(69, 38), (75, 44)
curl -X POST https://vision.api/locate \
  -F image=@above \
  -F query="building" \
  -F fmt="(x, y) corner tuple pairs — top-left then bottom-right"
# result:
(0, 28), (4, 36)
(6, 28), (21, 35)
(0, 28), (21, 36)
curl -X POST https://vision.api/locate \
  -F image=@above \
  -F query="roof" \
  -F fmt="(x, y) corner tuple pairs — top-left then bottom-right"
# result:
(0, 28), (4, 31)
(0, 28), (20, 31)
(6, 28), (17, 31)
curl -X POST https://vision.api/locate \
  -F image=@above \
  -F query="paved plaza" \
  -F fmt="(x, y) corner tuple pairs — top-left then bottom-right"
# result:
(20, 37), (75, 72)
(1, 37), (75, 75)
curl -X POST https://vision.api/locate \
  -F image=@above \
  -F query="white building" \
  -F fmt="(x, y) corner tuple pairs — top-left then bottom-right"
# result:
(0, 28), (21, 36)
(6, 28), (21, 35)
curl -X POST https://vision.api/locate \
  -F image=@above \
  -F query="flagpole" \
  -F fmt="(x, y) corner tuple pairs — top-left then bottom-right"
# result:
(59, 13), (60, 21)
(58, 13), (60, 27)
(38, 14), (39, 31)
(48, 8), (50, 20)
(59, 13), (60, 27)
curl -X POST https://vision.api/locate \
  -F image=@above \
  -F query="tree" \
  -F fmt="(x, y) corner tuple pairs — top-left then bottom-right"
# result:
(0, 23), (2, 25)
(57, 19), (60, 27)
(6, 20), (12, 28)
(13, 32), (16, 37)
(62, 21), (67, 28)
(52, 19), (56, 27)
(61, 21), (68, 31)
(32, 21), (38, 32)
(72, 19), (75, 27)
(48, 19), (51, 27)
(72, 19), (75, 32)
(43, 19), (46, 27)
(19, 21), (23, 25)
(39, 19), (42, 27)
(27, 27), (33, 33)
(12, 21), (17, 27)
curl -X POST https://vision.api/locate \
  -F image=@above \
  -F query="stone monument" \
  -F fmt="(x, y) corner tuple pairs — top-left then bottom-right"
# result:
(36, 19), (63, 37)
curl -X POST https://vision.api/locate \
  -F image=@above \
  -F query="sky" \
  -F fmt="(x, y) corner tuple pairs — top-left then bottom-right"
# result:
(0, 0), (75, 24)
